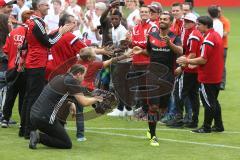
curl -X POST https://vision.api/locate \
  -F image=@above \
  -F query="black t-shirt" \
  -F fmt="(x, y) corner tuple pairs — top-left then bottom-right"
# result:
(146, 31), (182, 73)
(30, 73), (83, 123)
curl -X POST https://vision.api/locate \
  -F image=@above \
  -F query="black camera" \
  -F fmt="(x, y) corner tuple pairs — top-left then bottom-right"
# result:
(120, 0), (125, 6)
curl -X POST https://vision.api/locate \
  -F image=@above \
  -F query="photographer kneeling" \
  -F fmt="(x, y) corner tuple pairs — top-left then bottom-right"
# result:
(29, 64), (103, 149)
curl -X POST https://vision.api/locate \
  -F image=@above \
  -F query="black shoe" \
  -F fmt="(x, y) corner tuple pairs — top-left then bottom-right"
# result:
(220, 83), (225, 90)
(29, 131), (39, 149)
(18, 129), (24, 137)
(185, 122), (198, 128)
(1, 119), (9, 128)
(191, 127), (211, 133)
(211, 126), (224, 132)
(24, 130), (30, 139)
(166, 118), (184, 128)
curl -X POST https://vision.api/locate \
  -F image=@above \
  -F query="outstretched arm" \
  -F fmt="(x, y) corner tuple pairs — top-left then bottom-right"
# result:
(74, 93), (103, 106)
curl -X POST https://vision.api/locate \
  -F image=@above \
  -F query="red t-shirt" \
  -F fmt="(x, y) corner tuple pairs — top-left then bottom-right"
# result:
(78, 60), (103, 91)
(198, 29), (224, 84)
(170, 19), (183, 36)
(45, 32), (86, 80)
(25, 14), (63, 69)
(3, 26), (26, 70)
(183, 28), (203, 73)
(131, 19), (158, 64)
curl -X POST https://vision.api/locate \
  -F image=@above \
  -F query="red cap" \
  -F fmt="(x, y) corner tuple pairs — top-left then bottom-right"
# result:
(0, 0), (16, 7)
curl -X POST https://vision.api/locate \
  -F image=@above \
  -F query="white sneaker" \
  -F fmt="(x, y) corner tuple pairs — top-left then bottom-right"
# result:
(124, 108), (134, 116)
(77, 137), (87, 142)
(107, 108), (124, 117)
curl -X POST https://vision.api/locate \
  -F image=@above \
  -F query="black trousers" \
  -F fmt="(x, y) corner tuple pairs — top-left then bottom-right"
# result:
(21, 68), (45, 136)
(199, 83), (223, 129)
(2, 72), (26, 121)
(31, 116), (72, 149)
(175, 72), (200, 123)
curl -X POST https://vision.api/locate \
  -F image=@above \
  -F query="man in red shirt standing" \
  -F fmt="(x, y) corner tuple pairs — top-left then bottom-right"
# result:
(1, 10), (33, 133)
(21, 0), (74, 139)
(130, 4), (158, 65)
(173, 13), (203, 128)
(177, 16), (224, 133)
(170, 2), (183, 36)
(45, 14), (87, 81)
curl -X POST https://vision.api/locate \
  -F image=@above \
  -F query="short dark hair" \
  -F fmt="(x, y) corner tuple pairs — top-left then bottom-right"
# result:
(185, 0), (194, 7)
(183, 2), (193, 10)
(197, 16), (213, 28)
(172, 2), (182, 9)
(69, 64), (85, 75)
(31, 0), (38, 10)
(140, 4), (149, 9)
(111, 9), (122, 18)
(58, 13), (74, 27)
(139, 0), (144, 7)
(162, 12), (174, 22)
(208, 5), (219, 18)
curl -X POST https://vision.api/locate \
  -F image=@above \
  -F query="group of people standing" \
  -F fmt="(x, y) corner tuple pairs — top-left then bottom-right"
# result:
(0, 0), (230, 149)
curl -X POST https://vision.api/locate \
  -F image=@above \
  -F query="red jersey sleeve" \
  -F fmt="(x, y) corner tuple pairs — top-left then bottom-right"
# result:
(189, 38), (200, 56)
(71, 37), (87, 53)
(92, 61), (103, 70)
(200, 40), (214, 60)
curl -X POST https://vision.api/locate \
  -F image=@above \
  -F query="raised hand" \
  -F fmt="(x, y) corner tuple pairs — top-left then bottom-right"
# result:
(59, 23), (75, 35)
(110, 0), (120, 8)
(132, 46), (143, 54)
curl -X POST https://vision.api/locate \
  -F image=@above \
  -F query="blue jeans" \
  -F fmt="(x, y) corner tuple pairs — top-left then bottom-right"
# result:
(167, 94), (177, 116)
(76, 103), (84, 138)
(184, 97), (192, 121)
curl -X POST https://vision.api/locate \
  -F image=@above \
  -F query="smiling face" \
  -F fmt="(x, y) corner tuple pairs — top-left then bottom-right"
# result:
(182, 4), (191, 15)
(140, 6), (150, 21)
(111, 15), (121, 28)
(126, 0), (138, 10)
(159, 14), (172, 30)
(171, 6), (183, 19)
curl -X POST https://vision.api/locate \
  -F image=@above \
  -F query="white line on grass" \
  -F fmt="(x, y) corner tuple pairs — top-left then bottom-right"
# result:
(67, 128), (240, 150)
(82, 127), (240, 134)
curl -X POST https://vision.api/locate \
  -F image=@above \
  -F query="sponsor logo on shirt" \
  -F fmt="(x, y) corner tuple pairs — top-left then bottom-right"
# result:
(152, 47), (170, 52)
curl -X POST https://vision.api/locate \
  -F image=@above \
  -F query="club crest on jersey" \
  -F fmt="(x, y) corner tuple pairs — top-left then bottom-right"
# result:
(151, 27), (157, 32)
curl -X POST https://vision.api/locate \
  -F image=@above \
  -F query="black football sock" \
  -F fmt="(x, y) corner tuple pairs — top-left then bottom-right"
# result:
(148, 122), (156, 138)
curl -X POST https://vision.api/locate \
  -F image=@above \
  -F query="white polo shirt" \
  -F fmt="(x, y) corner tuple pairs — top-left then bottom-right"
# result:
(213, 18), (223, 38)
